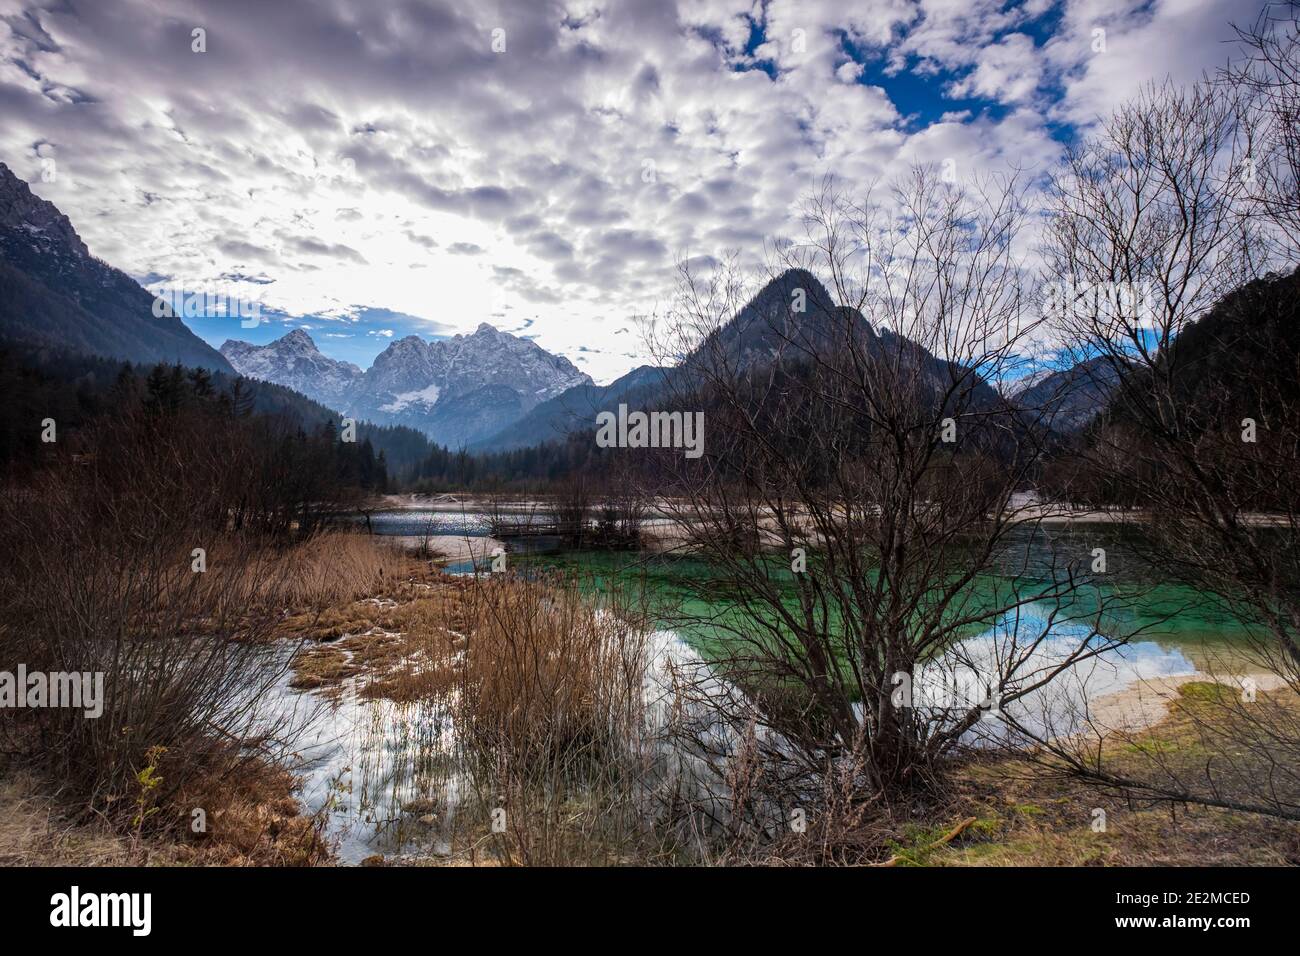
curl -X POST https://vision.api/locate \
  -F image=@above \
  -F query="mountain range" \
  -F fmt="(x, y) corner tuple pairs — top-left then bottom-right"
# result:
(0, 161), (1120, 451)
(472, 363), (670, 451)
(220, 322), (593, 447)
(1006, 357), (1123, 434)
(0, 162), (232, 373)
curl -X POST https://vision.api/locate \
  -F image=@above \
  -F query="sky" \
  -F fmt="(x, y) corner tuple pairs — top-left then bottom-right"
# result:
(0, 0), (1267, 382)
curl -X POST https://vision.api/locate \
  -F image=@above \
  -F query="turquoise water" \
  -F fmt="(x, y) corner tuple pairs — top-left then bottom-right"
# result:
(366, 512), (1262, 681)
(503, 524), (1268, 698)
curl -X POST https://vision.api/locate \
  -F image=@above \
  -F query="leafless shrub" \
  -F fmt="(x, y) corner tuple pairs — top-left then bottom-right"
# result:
(0, 404), (344, 836)
(442, 575), (693, 864)
(1033, 71), (1300, 819)
(622, 168), (1135, 857)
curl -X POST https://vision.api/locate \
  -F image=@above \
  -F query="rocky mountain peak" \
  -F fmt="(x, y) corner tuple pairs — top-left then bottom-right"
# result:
(219, 319), (593, 448)
(0, 163), (232, 372)
(280, 328), (317, 349)
(0, 162), (90, 259)
(220, 329), (362, 409)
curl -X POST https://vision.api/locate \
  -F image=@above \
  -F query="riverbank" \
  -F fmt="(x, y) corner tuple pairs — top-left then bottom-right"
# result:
(1087, 672), (1291, 733)
(930, 678), (1300, 866)
(6, 530), (1297, 867)
(390, 533), (505, 565)
(273, 536), (1300, 866)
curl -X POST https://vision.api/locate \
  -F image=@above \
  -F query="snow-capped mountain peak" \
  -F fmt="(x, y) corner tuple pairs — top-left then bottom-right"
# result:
(220, 322), (593, 447)
(220, 329), (363, 409)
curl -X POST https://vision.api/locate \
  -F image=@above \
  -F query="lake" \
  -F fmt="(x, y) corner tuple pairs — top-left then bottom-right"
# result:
(296, 512), (1269, 861)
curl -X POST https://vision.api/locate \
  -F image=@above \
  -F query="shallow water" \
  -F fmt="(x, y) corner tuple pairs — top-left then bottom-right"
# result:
(261, 641), (465, 864)
(274, 623), (711, 863)
(272, 603), (1208, 863)
(300, 517), (1260, 860)
(922, 605), (1200, 744)
(352, 509), (497, 537)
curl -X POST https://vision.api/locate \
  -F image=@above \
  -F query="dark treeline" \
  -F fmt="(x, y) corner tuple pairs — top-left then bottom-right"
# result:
(2, 350), (384, 536)
(1039, 267), (1300, 510)
(0, 341), (637, 492)
(0, 349), (384, 839)
(410, 431), (610, 491)
(0, 342), (423, 488)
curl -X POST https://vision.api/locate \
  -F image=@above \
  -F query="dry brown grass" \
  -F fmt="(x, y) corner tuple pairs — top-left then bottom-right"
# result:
(284, 569), (677, 866)
(454, 577), (648, 761)
(0, 763), (329, 867)
(0, 773), (142, 866)
(284, 570), (649, 749)
(102, 532), (412, 638)
(167, 760), (330, 866)
(260, 531), (412, 610)
(0, 529), (412, 865)
(285, 575), (468, 701)
(440, 576), (691, 866)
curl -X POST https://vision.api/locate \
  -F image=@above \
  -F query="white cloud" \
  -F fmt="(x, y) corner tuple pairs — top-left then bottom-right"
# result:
(947, 33), (1044, 105)
(0, 0), (1259, 381)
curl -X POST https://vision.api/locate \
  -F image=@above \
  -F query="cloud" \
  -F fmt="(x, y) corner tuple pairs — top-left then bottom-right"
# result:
(0, 0), (1257, 382)
(404, 229), (438, 249)
(217, 239), (279, 264)
(947, 32), (1043, 105)
(280, 235), (368, 264)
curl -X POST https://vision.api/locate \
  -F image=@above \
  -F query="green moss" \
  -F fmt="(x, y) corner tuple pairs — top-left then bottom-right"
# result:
(884, 822), (956, 866)
(956, 838), (1037, 863)
(1124, 739), (1177, 756)
(1177, 681), (1235, 703)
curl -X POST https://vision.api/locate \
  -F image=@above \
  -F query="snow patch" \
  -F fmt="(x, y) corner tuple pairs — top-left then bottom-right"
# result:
(380, 383), (442, 412)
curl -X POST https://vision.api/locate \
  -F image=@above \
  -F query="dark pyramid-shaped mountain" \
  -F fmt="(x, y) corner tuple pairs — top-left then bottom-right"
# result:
(690, 268), (860, 368)
(0, 162), (232, 372)
(479, 268), (1006, 451)
(686, 268), (1003, 418)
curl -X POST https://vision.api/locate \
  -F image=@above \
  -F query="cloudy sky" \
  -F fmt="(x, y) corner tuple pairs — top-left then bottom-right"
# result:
(0, 0), (1265, 382)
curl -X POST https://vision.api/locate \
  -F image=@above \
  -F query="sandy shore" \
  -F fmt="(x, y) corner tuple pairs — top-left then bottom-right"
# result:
(1087, 671), (1291, 733)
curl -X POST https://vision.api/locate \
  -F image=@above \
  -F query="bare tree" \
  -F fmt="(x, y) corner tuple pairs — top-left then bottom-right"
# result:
(635, 168), (1133, 849)
(553, 473), (594, 546)
(1225, 1), (1300, 259)
(1034, 73), (1300, 820)
(0, 402), (321, 831)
